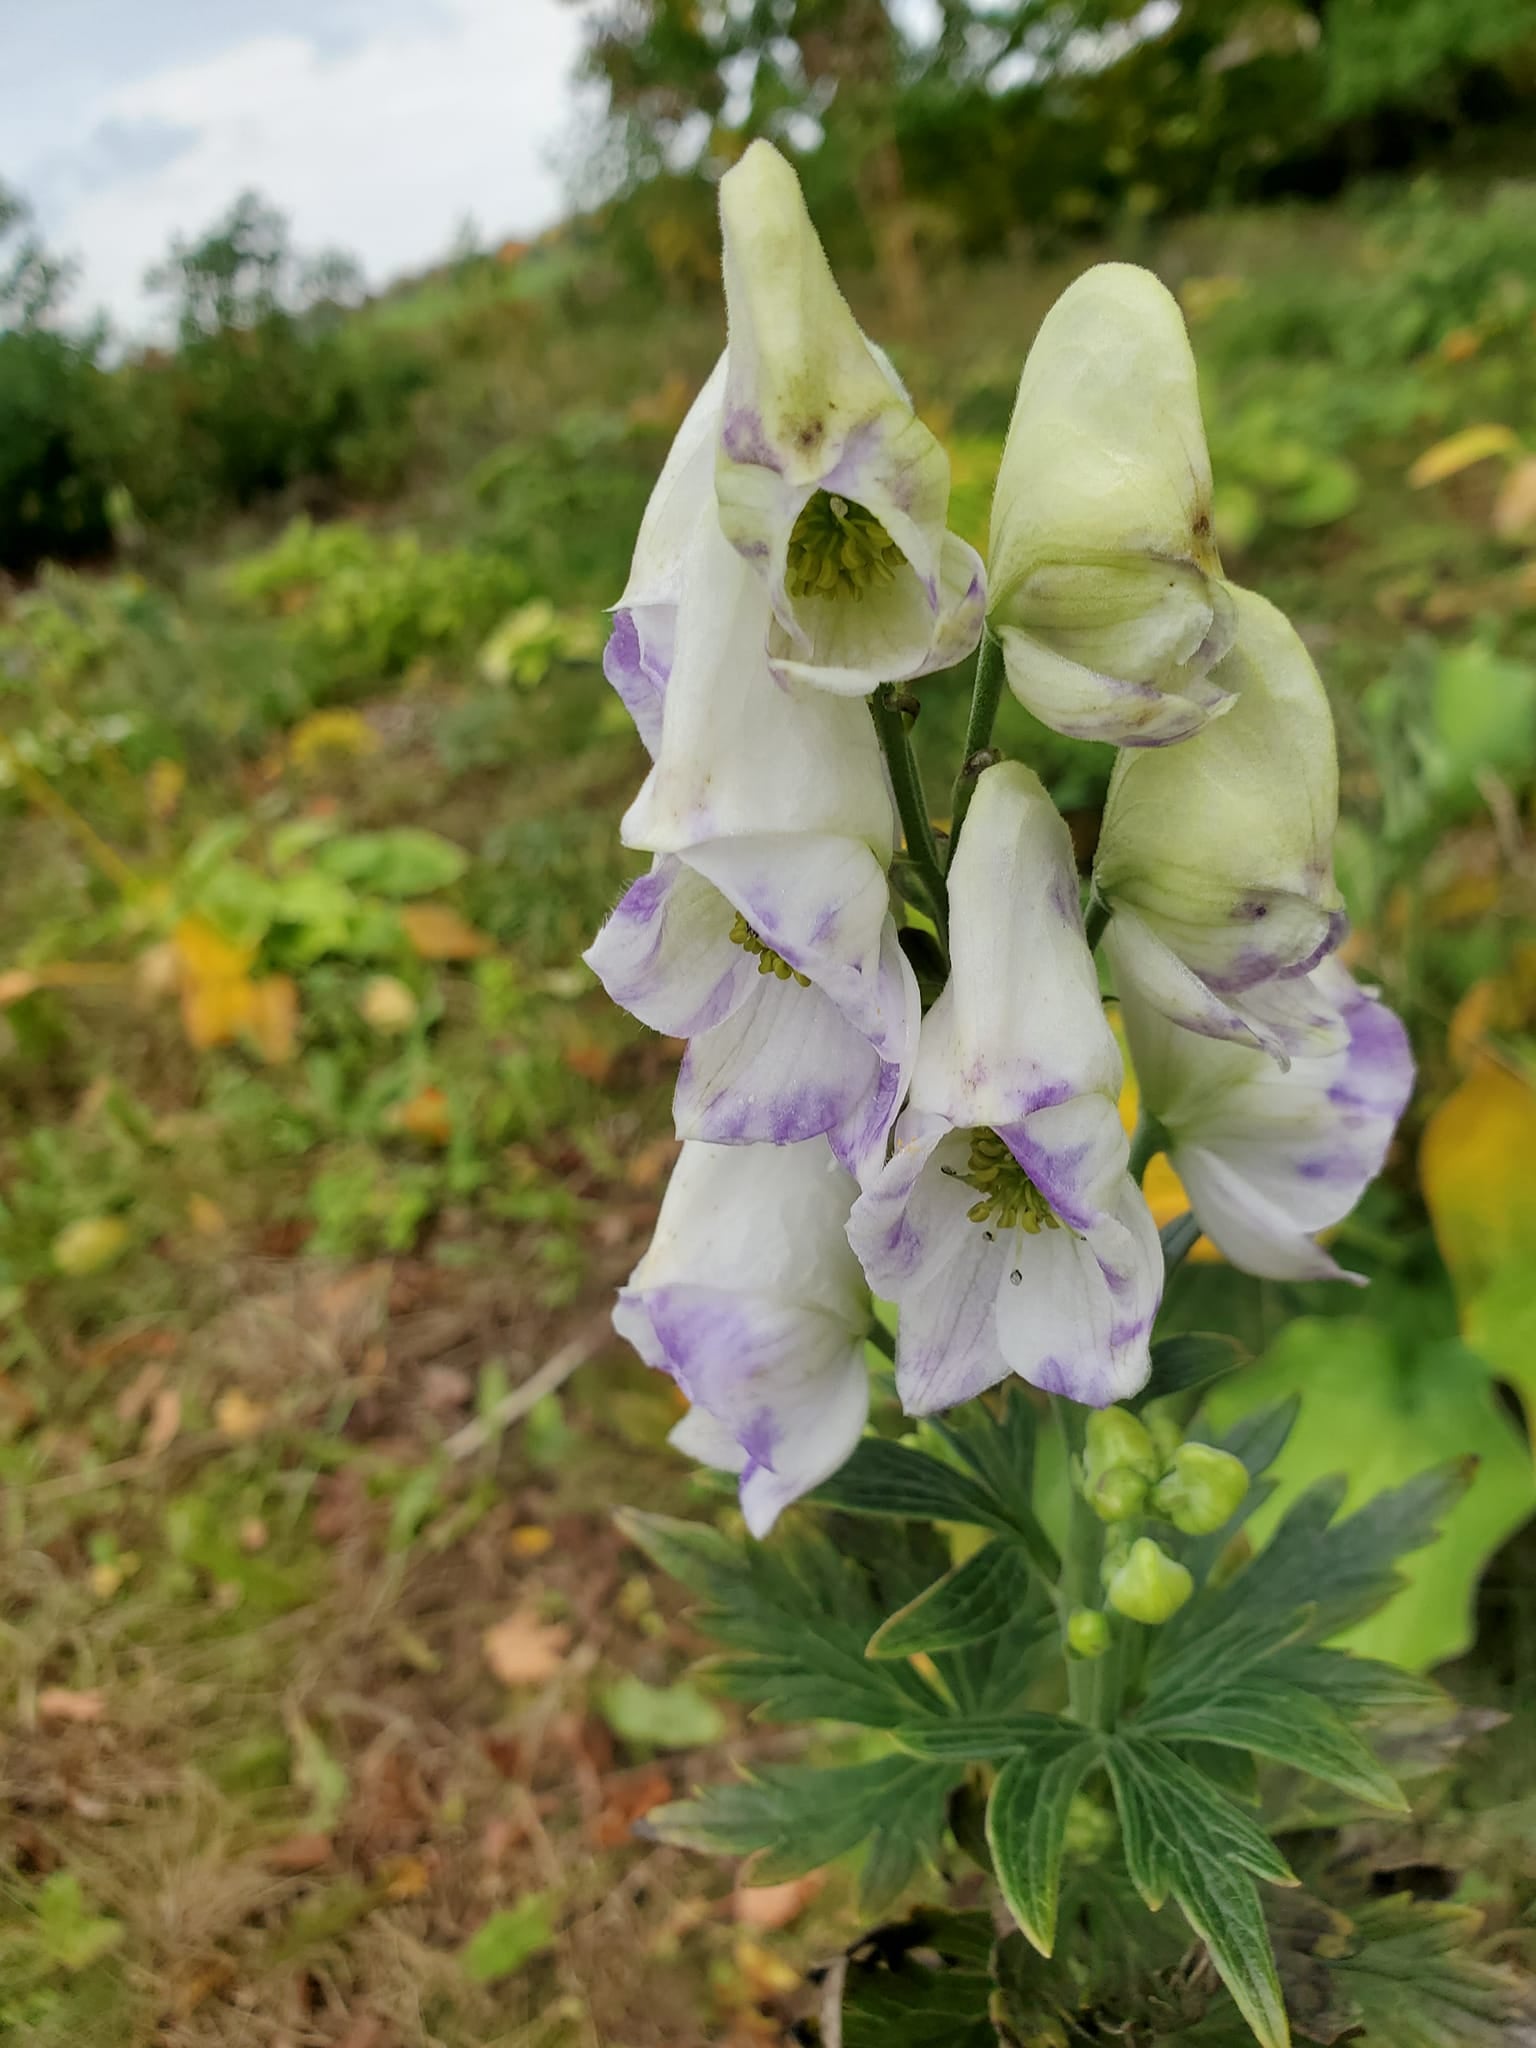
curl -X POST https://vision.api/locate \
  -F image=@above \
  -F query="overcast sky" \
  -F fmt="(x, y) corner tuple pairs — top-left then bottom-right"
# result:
(1, 0), (586, 336)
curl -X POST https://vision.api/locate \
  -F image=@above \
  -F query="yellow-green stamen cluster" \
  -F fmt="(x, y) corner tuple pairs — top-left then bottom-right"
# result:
(951, 1128), (1062, 1233)
(729, 911), (811, 986)
(785, 491), (905, 602)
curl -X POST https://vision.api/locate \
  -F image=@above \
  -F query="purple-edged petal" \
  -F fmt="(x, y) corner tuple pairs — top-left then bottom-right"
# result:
(686, 833), (908, 1053)
(911, 761), (1120, 1129)
(675, 972), (896, 1179)
(619, 1136), (869, 1535)
(848, 1123), (1015, 1415)
(629, 1133), (866, 1322)
(603, 356), (727, 753)
(713, 142), (980, 695)
(621, 521), (897, 859)
(603, 605), (671, 758)
(988, 265), (1233, 747)
(992, 568), (1236, 748)
(1094, 586), (1347, 1061)
(992, 1179), (1160, 1406)
(997, 1092), (1130, 1235)
(1122, 957), (1414, 1281)
(583, 856), (756, 1039)
(1105, 908), (1348, 1064)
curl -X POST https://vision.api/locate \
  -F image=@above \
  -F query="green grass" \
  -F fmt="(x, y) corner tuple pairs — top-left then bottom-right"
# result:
(3, 173), (1536, 2043)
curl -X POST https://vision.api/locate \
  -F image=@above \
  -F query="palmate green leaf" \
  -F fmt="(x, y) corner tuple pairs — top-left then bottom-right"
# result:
(893, 1711), (1080, 1762)
(930, 1600), (1059, 1717)
(933, 1385), (1038, 1503)
(808, 1436), (1017, 1534)
(1331, 1895), (1536, 2047)
(836, 1909), (998, 2048)
(1152, 1461), (1471, 1693)
(985, 1728), (1102, 1956)
(1132, 1332), (1250, 1410)
(1261, 1644), (1452, 1717)
(1106, 1737), (1294, 2048)
(1136, 1677), (1408, 1812)
(614, 1508), (743, 1603)
(867, 1540), (1037, 1659)
(618, 1510), (946, 1727)
(644, 1753), (962, 1914)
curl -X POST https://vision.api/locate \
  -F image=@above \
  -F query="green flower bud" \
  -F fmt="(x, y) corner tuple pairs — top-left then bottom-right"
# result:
(1106, 1537), (1194, 1626)
(1099, 1533), (1132, 1592)
(1084, 1405), (1158, 1486)
(1151, 1442), (1251, 1535)
(1067, 1607), (1111, 1660)
(1088, 1463), (1150, 1524)
(1062, 1792), (1116, 1860)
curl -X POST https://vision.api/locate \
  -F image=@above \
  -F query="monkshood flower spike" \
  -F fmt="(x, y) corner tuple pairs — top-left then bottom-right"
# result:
(1121, 957), (1414, 1280)
(1095, 584), (1349, 1063)
(716, 139), (984, 695)
(614, 1137), (870, 1534)
(848, 761), (1163, 1411)
(988, 263), (1236, 747)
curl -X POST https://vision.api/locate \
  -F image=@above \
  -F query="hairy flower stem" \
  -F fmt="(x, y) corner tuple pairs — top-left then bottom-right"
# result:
(871, 684), (949, 952)
(945, 626), (1006, 875)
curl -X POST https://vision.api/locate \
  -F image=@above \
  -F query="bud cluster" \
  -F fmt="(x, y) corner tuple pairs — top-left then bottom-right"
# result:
(1067, 1405), (1251, 1639)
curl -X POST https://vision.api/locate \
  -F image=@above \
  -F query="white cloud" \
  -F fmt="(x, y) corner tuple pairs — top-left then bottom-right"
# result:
(31, 0), (585, 336)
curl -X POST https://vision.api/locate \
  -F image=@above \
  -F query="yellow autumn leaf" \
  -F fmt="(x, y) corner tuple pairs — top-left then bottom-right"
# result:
(1420, 1059), (1536, 1304)
(389, 1085), (453, 1144)
(1492, 455), (1536, 542)
(52, 1216), (131, 1276)
(181, 975), (255, 1050)
(1407, 424), (1519, 489)
(287, 708), (378, 769)
(399, 902), (494, 961)
(214, 1389), (270, 1442)
(172, 914), (256, 986)
(147, 758), (186, 821)
(243, 975), (299, 1063)
(186, 1193), (228, 1236)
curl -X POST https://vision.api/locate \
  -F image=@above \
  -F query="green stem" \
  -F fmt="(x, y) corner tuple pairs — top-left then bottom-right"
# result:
(865, 1317), (896, 1362)
(1126, 1115), (1167, 1187)
(1052, 1397), (1107, 1727)
(944, 627), (1006, 874)
(1159, 1211), (1203, 1275)
(1083, 893), (1111, 952)
(871, 685), (948, 949)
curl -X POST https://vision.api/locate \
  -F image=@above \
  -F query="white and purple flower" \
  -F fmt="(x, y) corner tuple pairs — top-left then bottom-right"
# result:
(584, 831), (917, 1187)
(615, 1137), (870, 1535)
(1095, 585), (1349, 1063)
(1121, 958), (1413, 1282)
(988, 264), (1235, 747)
(848, 762), (1162, 1411)
(715, 139), (984, 697)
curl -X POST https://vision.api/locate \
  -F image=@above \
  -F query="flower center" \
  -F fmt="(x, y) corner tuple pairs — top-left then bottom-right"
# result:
(947, 1129), (1063, 1234)
(784, 491), (905, 602)
(729, 911), (811, 986)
